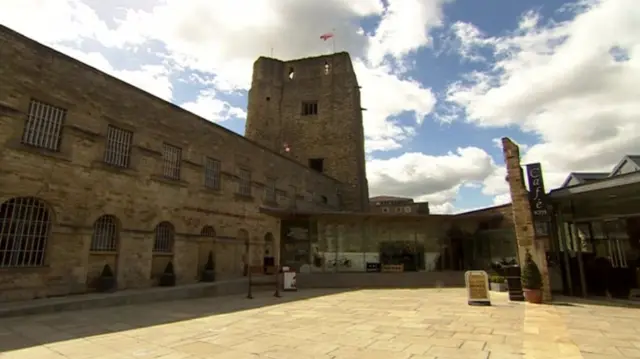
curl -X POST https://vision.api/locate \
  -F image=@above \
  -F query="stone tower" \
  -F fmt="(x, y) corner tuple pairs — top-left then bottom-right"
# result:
(245, 52), (369, 211)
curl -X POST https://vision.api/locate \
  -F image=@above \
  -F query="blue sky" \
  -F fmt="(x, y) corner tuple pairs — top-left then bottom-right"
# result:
(2, 0), (638, 213)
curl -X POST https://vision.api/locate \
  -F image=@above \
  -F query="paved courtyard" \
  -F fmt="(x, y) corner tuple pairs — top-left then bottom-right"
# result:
(1, 288), (640, 359)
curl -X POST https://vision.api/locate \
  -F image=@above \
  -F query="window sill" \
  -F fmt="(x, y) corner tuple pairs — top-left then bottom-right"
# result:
(152, 252), (174, 257)
(0, 265), (50, 273)
(7, 142), (71, 162)
(91, 160), (137, 176)
(201, 187), (223, 196)
(263, 199), (278, 207)
(234, 193), (254, 202)
(150, 175), (188, 188)
(89, 251), (118, 255)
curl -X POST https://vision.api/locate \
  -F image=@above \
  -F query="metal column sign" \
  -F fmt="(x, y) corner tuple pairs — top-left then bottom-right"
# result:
(525, 163), (550, 219)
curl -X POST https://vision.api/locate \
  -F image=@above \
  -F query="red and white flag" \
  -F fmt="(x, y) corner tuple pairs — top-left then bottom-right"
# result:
(320, 32), (334, 41)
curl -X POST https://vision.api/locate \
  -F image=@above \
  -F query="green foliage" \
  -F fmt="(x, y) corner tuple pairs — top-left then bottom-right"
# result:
(100, 264), (114, 277)
(489, 275), (505, 284)
(521, 251), (542, 290)
(204, 251), (215, 271)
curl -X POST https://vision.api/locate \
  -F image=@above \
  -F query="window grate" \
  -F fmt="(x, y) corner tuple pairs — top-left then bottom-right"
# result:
(91, 215), (118, 252)
(153, 222), (174, 253)
(238, 168), (252, 196)
(0, 197), (51, 268)
(162, 144), (182, 180)
(104, 125), (133, 168)
(264, 177), (276, 202)
(201, 226), (216, 237)
(204, 158), (221, 190)
(21, 99), (66, 151)
(301, 101), (318, 116)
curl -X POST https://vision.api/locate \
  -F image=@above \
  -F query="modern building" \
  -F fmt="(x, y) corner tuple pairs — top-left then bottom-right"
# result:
(0, 24), (518, 303)
(369, 196), (430, 215)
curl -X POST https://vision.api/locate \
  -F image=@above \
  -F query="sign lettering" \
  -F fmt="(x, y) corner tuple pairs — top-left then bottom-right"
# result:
(525, 163), (550, 220)
(465, 270), (491, 306)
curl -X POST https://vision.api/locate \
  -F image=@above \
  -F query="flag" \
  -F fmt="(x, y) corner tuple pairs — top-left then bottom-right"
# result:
(320, 32), (334, 41)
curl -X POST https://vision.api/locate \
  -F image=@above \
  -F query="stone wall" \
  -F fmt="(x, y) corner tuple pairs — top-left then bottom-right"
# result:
(501, 137), (552, 301)
(0, 25), (341, 302)
(244, 53), (369, 212)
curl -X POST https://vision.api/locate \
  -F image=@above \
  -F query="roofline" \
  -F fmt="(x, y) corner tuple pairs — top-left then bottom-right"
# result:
(454, 203), (512, 217)
(0, 24), (342, 184)
(258, 206), (502, 221)
(549, 170), (640, 198)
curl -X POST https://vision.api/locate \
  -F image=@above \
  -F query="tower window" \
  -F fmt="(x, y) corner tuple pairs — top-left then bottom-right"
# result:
(308, 158), (324, 173)
(288, 67), (295, 80)
(302, 101), (318, 116)
(324, 61), (330, 75)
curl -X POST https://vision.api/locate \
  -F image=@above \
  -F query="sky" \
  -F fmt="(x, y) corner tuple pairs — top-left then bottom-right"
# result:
(1, 0), (639, 214)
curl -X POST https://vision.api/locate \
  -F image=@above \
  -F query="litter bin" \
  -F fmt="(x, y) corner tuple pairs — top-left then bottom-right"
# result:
(504, 265), (524, 301)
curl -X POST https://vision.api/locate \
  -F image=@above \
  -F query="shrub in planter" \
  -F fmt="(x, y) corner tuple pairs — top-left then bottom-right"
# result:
(489, 275), (507, 292)
(521, 251), (543, 304)
(201, 251), (216, 282)
(96, 263), (117, 292)
(159, 261), (176, 287)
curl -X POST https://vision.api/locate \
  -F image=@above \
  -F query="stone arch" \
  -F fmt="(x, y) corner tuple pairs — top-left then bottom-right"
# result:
(87, 214), (121, 290)
(151, 221), (175, 282)
(0, 197), (52, 268)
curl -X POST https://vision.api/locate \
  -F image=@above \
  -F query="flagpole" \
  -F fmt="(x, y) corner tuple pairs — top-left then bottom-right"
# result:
(332, 28), (336, 53)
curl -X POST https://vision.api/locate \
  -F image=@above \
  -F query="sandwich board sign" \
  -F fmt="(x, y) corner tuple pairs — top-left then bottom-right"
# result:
(465, 270), (491, 306)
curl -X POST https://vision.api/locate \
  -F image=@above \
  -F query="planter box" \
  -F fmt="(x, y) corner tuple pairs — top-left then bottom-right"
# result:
(490, 282), (508, 292)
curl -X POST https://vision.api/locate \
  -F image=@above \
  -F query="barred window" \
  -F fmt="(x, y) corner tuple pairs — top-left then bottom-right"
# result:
(201, 226), (216, 238)
(238, 168), (252, 196)
(104, 125), (133, 168)
(162, 144), (182, 180)
(153, 222), (174, 253)
(91, 215), (118, 252)
(301, 101), (318, 116)
(0, 197), (51, 268)
(204, 158), (221, 190)
(21, 99), (66, 151)
(264, 177), (276, 202)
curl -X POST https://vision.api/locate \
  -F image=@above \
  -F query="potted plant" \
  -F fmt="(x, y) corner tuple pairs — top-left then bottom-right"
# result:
(521, 251), (543, 303)
(96, 263), (116, 292)
(201, 251), (216, 282)
(489, 275), (507, 292)
(159, 261), (176, 287)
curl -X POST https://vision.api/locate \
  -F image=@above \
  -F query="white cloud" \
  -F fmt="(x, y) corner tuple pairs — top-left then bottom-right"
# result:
(0, 0), (446, 154)
(180, 90), (247, 123)
(367, 147), (499, 213)
(444, 0), (640, 190)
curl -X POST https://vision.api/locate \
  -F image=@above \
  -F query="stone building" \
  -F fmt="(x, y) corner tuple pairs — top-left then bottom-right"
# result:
(0, 24), (523, 303)
(369, 196), (430, 215)
(0, 25), (342, 302)
(245, 53), (370, 212)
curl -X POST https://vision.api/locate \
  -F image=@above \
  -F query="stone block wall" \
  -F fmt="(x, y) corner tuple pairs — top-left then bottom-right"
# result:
(0, 25), (342, 302)
(501, 137), (552, 301)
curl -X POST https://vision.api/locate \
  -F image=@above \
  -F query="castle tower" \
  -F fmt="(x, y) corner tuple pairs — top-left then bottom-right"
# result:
(244, 52), (369, 211)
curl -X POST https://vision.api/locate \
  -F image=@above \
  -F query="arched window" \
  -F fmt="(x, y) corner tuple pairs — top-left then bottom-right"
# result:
(153, 222), (174, 253)
(91, 215), (119, 252)
(0, 197), (52, 267)
(201, 226), (216, 238)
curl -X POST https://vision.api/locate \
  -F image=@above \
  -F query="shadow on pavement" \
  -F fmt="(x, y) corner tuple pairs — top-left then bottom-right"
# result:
(0, 288), (355, 353)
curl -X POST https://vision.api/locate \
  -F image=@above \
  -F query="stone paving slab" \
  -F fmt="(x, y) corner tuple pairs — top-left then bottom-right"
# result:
(1, 288), (640, 358)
